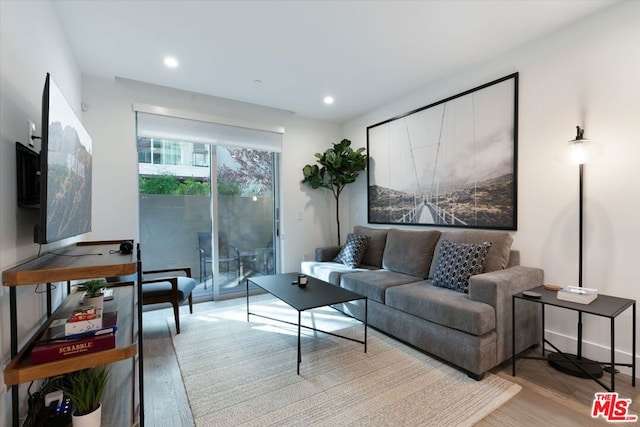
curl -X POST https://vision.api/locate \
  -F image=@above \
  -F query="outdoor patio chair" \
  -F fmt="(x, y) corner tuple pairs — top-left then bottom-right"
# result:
(197, 231), (240, 286)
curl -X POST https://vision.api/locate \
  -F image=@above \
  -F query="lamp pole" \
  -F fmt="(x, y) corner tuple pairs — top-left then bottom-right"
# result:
(578, 161), (583, 289)
(577, 161), (583, 360)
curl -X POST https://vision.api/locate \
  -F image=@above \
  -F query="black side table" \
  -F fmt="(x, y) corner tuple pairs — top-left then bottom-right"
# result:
(512, 285), (636, 392)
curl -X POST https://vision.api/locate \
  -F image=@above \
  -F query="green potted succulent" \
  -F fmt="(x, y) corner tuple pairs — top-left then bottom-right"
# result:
(63, 366), (110, 426)
(79, 279), (107, 298)
(302, 139), (367, 244)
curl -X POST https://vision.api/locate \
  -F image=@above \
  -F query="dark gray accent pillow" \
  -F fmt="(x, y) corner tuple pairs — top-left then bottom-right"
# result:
(429, 230), (513, 278)
(353, 226), (388, 267)
(334, 233), (370, 268)
(432, 240), (491, 293)
(382, 229), (441, 278)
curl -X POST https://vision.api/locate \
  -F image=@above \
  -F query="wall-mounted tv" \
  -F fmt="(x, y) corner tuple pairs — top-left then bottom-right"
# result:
(34, 73), (93, 244)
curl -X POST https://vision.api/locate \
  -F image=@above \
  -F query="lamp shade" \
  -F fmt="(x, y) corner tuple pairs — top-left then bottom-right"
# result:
(567, 139), (590, 164)
(566, 126), (601, 165)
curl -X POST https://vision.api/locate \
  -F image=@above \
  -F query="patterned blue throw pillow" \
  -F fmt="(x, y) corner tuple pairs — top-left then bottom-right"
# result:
(334, 233), (370, 268)
(432, 240), (491, 293)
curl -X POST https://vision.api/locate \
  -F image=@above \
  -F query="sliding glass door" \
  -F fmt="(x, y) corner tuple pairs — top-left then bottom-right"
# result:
(213, 146), (277, 297)
(136, 112), (279, 300)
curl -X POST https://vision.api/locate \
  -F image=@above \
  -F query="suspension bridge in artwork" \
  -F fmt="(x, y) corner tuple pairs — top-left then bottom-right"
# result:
(392, 102), (470, 226)
(397, 196), (468, 225)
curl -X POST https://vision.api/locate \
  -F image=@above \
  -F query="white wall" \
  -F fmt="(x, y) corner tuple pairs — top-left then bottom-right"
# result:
(280, 116), (342, 272)
(0, 1), (83, 425)
(343, 1), (640, 375)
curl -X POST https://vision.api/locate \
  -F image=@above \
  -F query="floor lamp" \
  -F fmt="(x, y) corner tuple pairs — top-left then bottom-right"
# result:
(547, 125), (604, 378)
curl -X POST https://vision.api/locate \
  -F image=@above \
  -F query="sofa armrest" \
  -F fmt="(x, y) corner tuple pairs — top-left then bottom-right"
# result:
(468, 266), (542, 306)
(315, 246), (342, 262)
(468, 266), (543, 365)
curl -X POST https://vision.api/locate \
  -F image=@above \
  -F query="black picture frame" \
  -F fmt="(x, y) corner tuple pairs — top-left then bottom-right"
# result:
(366, 73), (518, 230)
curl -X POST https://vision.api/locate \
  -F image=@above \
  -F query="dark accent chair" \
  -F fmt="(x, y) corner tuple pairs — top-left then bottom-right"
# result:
(138, 245), (196, 335)
(197, 231), (240, 285)
(107, 244), (196, 334)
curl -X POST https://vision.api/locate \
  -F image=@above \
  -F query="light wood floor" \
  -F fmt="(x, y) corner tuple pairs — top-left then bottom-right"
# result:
(142, 299), (638, 427)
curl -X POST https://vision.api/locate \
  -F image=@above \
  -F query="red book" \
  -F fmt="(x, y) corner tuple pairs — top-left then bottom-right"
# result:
(31, 312), (118, 365)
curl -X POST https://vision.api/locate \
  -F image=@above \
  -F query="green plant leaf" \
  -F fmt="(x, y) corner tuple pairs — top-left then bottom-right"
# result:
(78, 279), (108, 297)
(300, 139), (367, 244)
(62, 366), (110, 416)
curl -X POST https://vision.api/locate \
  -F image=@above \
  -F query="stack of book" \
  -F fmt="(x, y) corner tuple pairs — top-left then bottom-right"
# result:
(31, 311), (118, 364)
(557, 286), (598, 304)
(65, 305), (102, 335)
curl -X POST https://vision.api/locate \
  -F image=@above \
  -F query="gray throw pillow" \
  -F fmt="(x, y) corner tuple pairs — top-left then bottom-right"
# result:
(334, 233), (370, 268)
(432, 240), (491, 293)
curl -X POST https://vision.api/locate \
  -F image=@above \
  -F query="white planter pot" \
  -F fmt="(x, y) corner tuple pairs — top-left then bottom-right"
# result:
(72, 403), (102, 427)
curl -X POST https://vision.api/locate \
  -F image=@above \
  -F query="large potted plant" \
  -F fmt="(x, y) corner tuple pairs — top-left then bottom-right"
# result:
(301, 139), (367, 244)
(63, 366), (110, 427)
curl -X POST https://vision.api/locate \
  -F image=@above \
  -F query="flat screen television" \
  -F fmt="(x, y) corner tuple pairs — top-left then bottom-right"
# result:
(34, 73), (93, 244)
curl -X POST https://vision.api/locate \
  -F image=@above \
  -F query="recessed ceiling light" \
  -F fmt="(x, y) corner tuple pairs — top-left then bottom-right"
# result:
(323, 96), (334, 105)
(164, 56), (179, 68)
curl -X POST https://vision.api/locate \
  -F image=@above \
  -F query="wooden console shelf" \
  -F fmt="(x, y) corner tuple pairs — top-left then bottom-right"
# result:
(3, 289), (137, 385)
(2, 241), (136, 287)
(2, 240), (141, 427)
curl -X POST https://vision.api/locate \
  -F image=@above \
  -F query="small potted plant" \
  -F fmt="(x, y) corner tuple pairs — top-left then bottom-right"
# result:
(79, 279), (107, 315)
(63, 366), (110, 427)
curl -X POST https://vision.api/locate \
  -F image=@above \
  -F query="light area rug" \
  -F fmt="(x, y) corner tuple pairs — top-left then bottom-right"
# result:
(169, 298), (520, 426)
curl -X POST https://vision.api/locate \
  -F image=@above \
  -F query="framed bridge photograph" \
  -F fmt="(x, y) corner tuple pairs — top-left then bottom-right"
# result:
(366, 73), (518, 230)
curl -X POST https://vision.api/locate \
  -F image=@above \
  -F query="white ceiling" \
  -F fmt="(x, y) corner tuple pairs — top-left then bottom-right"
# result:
(53, 0), (617, 123)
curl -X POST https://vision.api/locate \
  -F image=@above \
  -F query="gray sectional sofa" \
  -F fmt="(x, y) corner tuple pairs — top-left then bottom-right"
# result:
(300, 226), (543, 379)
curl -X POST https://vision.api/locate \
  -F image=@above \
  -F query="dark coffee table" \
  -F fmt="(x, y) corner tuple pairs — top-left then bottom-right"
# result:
(246, 272), (367, 374)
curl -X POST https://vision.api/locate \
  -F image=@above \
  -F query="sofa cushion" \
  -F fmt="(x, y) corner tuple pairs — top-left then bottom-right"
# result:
(300, 261), (374, 286)
(432, 240), (491, 293)
(340, 270), (422, 304)
(334, 233), (369, 267)
(429, 230), (513, 278)
(385, 281), (496, 336)
(353, 226), (388, 268)
(382, 229), (441, 278)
